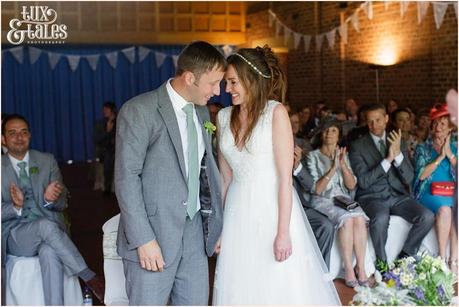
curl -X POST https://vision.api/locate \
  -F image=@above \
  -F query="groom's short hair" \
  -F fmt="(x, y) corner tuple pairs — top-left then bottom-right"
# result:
(176, 41), (226, 79)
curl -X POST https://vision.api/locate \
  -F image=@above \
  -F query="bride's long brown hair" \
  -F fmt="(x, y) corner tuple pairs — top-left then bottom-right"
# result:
(228, 45), (287, 149)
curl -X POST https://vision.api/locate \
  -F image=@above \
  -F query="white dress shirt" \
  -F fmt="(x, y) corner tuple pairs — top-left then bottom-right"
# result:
(166, 79), (205, 211)
(8, 152), (30, 215)
(370, 131), (404, 173)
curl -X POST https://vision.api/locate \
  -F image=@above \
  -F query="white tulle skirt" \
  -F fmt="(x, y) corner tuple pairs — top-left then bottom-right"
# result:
(213, 177), (341, 305)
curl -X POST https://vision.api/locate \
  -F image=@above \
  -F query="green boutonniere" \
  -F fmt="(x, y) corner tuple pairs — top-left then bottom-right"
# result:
(203, 121), (216, 135)
(29, 166), (39, 175)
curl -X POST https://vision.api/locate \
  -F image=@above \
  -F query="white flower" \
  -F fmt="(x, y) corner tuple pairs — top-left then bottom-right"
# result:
(419, 272), (426, 280)
(393, 268), (401, 275)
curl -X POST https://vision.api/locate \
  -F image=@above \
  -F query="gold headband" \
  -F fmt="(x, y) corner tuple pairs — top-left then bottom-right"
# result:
(234, 53), (271, 79)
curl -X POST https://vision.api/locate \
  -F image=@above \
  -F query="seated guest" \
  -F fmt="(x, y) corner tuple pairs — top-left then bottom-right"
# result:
(344, 98), (359, 123)
(390, 108), (418, 161)
(290, 111), (312, 158)
(1, 114), (104, 304)
(345, 104), (369, 145)
(292, 143), (334, 269)
(413, 104), (457, 272)
(348, 104), (435, 271)
(386, 98), (399, 115)
(307, 120), (369, 287)
(299, 105), (316, 138)
(414, 108), (431, 143)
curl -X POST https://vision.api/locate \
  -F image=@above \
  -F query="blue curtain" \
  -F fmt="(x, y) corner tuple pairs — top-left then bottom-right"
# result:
(2, 45), (231, 162)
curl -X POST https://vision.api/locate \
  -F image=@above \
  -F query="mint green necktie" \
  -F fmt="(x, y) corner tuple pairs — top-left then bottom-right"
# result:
(182, 104), (199, 220)
(379, 139), (387, 157)
(17, 161), (31, 186)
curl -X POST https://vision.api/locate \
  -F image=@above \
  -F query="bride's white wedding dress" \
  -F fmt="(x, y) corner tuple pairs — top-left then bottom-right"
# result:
(213, 101), (341, 305)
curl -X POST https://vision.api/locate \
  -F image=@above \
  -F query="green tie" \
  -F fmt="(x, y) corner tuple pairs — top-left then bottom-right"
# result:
(379, 139), (387, 157)
(17, 161), (30, 186)
(182, 104), (199, 220)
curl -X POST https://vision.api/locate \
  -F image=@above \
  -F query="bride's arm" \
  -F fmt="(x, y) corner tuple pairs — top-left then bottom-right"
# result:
(218, 147), (232, 209)
(272, 104), (294, 262)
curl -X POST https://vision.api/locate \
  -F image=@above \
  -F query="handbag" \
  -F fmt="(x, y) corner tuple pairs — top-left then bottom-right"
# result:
(333, 195), (359, 211)
(431, 182), (455, 196)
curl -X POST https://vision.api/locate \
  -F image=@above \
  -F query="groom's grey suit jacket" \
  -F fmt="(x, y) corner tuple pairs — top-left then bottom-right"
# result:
(115, 83), (223, 267)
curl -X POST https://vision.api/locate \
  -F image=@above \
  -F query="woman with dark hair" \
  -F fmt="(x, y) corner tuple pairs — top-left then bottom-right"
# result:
(307, 120), (369, 288)
(213, 46), (340, 305)
(413, 104), (458, 273)
(390, 108), (418, 161)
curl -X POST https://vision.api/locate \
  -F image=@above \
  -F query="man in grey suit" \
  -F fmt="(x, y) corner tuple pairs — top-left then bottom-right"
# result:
(293, 145), (334, 268)
(1, 114), (104, 305)
(348, 104), (435, 269)
(115, 41), (225, 305)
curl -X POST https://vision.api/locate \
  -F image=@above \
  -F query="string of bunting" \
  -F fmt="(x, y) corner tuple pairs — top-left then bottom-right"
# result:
(1, 45), (235, 71)
(269, 1), (457, 53)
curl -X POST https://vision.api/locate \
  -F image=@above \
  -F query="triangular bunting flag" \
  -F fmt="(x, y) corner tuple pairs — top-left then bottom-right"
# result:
(326, 29), (336, 49)
(8, 46), (24, 64)
(417, 2), (430, 24)
(121, 46), (136, 64)
(400, 1), (410, 18)
(362, 2), (373, 20)
(432, 2), (448, 29)
(48, 52), (61, 70)
(284, 28), (292, 45)
(172, 55), (179, 68)
(339, 22), (348, 44)
(222, 45), (234, 58)
(155, 52), (167, 67)
(105, 51), (118, 69)
(138, 46), (151, 63)
(351, 12), (360, 32)
(315, 34), (324, 52)
(67, 55), (81, 72)
(303, 35), (312, 53)
(293, 32), (302, 49)
(85, 55), (99, 71)
(269, 10), (276, 28)
(28, 47), (42, 65)
(384, 1), (390, 11)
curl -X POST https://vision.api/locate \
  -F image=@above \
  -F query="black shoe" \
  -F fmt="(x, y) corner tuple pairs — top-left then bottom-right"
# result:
(85, 275), (105, 303)
(397, 250), (410, 260)
(375, 258), (389, 274)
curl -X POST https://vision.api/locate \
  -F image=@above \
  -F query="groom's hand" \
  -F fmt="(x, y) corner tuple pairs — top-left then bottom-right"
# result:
(137, 240), (165, 272)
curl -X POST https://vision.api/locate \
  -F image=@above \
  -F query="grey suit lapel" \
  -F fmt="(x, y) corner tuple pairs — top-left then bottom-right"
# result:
(157, 85), (187, 181)
(364, 133), (384, 161)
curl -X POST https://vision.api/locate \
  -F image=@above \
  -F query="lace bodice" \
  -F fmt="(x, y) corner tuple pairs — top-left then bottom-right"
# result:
(217, 100), (279, 183)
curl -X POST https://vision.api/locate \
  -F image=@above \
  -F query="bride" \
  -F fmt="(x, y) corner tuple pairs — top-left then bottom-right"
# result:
(213, 45), (341, 305)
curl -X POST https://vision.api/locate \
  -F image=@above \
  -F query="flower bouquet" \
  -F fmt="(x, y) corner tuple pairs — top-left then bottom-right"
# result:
(352, 252), (456, 306)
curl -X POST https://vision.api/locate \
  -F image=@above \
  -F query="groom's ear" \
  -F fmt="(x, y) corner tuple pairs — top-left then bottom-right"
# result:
(183, 71), (195, 87)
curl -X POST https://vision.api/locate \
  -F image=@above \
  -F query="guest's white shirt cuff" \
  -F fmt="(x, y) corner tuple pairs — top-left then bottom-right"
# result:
(13, 207), (22, 216)
(394, 153), (404, 167)
(381, 159), (391, 173)
(44, 200), (53, 208)
(293, 162), (303, 176)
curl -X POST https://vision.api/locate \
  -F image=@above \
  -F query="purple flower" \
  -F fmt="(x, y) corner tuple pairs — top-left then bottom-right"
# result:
(414, 288), (425, 300)
(437, 285), (445, 299)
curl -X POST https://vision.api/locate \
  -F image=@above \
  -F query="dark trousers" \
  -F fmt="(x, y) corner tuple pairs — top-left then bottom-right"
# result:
(361, 196), (435, 261)
(305, 208), (335, 268)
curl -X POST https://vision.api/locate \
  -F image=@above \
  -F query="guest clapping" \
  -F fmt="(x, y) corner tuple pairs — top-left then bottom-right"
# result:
(307, 120), (369, 287)
(413, 104), (457, 272)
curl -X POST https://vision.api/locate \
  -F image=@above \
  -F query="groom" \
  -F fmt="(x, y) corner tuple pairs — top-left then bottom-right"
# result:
(115, 41), (225, 305)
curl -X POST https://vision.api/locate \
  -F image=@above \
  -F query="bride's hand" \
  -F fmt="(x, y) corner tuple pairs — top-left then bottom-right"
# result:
(214, 237), (222, 255)
(273, 232), (292, 262)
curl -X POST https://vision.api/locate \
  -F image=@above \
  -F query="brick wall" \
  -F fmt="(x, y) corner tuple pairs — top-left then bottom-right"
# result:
(246, 1), (458, 112)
